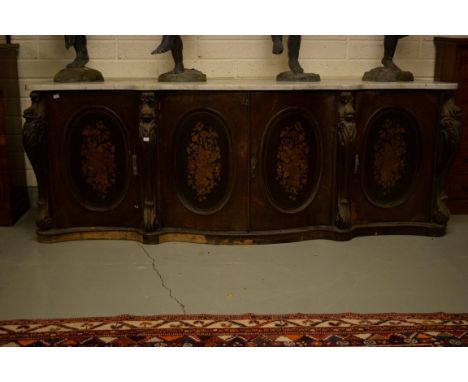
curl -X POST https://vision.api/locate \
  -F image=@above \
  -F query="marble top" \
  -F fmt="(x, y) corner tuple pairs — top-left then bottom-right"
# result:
(26, 78), (458, 91)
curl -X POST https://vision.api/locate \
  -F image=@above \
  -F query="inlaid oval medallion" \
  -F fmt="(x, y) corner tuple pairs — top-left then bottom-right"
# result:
(262, 109), (322, 213)
(174, 109), (232, 214)
(67, 108), (128, 211)
(363, 108), (421, 208)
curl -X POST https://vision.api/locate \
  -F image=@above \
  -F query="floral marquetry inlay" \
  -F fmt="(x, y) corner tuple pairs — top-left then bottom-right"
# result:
(372, 119), (407, 195)
(80, 120), (117, 200)
(186, 121), (222, 202)
(276, 121), (310, 201)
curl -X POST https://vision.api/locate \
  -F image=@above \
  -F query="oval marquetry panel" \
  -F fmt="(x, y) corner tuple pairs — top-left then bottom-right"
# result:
(362, 108), (421, 208)
(262, 108), (322, 213)
(67, 107), (129, 211)
(174, 109), (232, 214)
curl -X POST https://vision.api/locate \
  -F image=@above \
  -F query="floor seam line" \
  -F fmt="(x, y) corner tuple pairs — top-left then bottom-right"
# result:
(138, 244), (186, 315)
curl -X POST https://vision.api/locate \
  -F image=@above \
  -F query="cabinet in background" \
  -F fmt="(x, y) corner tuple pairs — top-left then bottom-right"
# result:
(434, 37), (468, 213)
(0, 44), (29, 225)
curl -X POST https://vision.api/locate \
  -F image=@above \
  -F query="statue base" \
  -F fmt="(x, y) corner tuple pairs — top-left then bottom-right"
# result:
(54, 67), (104, 83)
(362, 67), (414, 82)
(276, 71), (321, 82)
(158, 69), (207, 82)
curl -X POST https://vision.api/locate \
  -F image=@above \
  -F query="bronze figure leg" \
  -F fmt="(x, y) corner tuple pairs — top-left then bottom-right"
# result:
(152, 35), (184, 74)
(288, 35), (304, 73)
(382, 35), (405, 71)
(272, 35), (284, 54)
(66, 35), (89, 68)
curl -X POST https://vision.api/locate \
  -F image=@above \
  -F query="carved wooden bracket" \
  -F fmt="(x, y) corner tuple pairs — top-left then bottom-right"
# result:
(336, 91), (356, 228)
(433, 94), (462, 225)
(139, 92), (158, 231)
(22, 91), (53, 230)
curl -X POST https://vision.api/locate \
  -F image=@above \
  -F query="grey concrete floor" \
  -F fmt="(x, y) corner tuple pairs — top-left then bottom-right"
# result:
(1, 210), (468, 320)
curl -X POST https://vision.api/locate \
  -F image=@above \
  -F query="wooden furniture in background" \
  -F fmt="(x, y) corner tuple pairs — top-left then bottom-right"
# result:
(0, 44), (29, 225)
(22, 80), (460, 243)
(0, 90), (11, 224)
(434, 37), (468, 213)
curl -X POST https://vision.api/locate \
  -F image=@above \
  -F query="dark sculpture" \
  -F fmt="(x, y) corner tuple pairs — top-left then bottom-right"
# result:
(433, 95), (462, 224)
(22, 92), (52, 230)
(54, 35), (104, 83)
(272, 35), (320, 82)
(65, 35), (89, 68)
(139, 92), (158, 232)
(152, 35), (206, 82)
(362, 35), (414, 82)
(336, 92), (356, 229)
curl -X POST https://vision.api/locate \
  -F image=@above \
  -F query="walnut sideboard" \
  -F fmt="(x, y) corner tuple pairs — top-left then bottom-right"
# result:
(23, 79), (461, 244)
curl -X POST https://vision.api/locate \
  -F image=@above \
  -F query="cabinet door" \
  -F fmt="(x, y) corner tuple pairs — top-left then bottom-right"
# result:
(351, 91), (439, 224)
(47, 91), (141, 228)
(159, 91), (249, 231)
(250, 91), (336, 230)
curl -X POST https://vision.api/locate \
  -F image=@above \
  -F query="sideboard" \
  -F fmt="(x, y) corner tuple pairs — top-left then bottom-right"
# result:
(23, 79), (461, 244)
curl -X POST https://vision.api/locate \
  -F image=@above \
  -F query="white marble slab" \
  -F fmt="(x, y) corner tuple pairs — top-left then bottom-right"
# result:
(26, 78), (458, 91)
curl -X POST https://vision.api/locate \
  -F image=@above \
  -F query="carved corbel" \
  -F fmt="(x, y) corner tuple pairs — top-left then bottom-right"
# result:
(433, 94), (462, 225)
(22, 91), (53, 230)
(336, 91), (357, 229)
(139, 92), (158, 231)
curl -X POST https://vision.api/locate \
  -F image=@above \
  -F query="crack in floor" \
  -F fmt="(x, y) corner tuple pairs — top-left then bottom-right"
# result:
(139, 244), (186, 314)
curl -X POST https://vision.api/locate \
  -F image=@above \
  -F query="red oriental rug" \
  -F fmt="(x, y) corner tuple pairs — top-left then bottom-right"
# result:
(1, 312), (467, 347)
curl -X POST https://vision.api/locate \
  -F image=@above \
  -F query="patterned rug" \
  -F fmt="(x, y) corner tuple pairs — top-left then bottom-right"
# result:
(1, 313), (467, 347)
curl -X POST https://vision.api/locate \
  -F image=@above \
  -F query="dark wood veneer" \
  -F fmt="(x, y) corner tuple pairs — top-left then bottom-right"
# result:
(24, 86), (460, 244)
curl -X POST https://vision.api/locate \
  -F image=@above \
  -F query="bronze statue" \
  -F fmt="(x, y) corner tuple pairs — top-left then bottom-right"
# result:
(54, 35), (104, 83)
(272, 35), (320, 82)
(382, 35), (405, 71)
(152, 35), (184, 74)
(64, 35), (89, 68)
(151, 35), (206, 82)
(362, 35), (414, 82)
